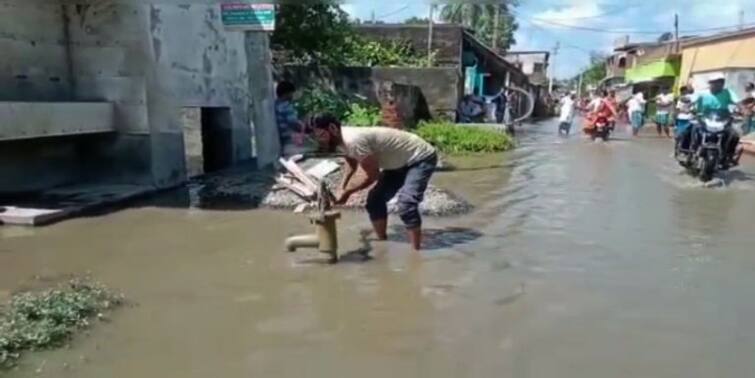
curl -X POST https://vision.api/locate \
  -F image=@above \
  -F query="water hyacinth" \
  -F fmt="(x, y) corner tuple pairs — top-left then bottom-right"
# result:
(0, 278), (123, 369)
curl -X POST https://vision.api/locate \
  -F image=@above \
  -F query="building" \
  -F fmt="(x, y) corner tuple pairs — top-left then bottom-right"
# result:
(602, 39), (661, 90)
(599, 37), (685, 109)
(504, 51), (550, 87)
(679, 27), (755, 98)
(1, 2), (278, 200)
(280, 23), (540, 121)
(618, 41), (680, 90)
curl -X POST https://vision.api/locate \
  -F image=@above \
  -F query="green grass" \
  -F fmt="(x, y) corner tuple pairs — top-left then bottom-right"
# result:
(0, 278), (124, 369)
(415, 121), (515, 154)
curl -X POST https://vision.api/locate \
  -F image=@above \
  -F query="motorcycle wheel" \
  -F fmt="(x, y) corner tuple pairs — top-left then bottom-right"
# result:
(699, 152), (717, 182)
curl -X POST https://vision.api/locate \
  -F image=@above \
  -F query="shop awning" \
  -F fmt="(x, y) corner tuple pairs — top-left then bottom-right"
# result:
(625, 59), (680, 84)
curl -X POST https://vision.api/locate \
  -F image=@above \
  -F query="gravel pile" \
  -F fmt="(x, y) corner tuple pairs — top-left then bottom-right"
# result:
(188, 159), (472, 216)
(261, 173), (472, 216)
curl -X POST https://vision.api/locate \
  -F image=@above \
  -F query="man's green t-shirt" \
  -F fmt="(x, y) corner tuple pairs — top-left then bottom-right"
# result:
(696, 89), (739, 117)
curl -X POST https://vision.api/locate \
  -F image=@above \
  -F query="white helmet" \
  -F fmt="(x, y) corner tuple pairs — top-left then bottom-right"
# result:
(707, 72), (726, 82)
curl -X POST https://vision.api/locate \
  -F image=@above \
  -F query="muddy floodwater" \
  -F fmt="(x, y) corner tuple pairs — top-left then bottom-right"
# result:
(2, 120), (755, 377)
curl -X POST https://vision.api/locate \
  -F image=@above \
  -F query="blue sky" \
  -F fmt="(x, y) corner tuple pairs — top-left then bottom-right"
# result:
(341, 0), (755, 78)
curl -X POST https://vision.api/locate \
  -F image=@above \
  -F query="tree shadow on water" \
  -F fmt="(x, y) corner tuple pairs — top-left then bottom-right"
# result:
(387, 225), (483, 251)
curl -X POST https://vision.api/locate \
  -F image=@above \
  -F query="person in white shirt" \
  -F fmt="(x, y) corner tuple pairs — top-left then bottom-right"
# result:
(558, 93), (576, 135)
(742, 82), (755, 135)
(654, 88), (675, 138)
(587, 92), (602, 113)
(627, 92), (646, 136)
(674, 85), (696, 150)
(310, 114), (438, 251)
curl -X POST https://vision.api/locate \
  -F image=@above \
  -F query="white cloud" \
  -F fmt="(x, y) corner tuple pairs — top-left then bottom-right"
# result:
(340, 4), (357, 19)
(532, 1), (602, 28)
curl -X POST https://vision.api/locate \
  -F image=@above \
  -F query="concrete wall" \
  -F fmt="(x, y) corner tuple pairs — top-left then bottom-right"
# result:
(0, 2), (73, 101)
(1, 1), (278, 195)
(680, 34), (755, 90)
(245, 32), (279, 165)
(688, 69), (755, 99)
(281, 65), (460, 119)
(64, 2), (159, 186)
(0, 102), (114, 141)
(0, 2), (77, 193)
(356, 24), (463, 66)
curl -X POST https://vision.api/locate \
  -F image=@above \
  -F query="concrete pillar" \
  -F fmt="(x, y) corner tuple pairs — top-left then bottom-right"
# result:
(244, 32), (279, 168)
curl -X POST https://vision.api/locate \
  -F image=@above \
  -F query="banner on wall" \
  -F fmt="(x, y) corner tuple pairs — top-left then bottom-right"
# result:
(221, 3), (275, 31)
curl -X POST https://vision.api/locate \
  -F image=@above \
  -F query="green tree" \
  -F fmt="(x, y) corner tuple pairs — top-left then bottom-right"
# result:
(403, 16), (429, 24)
(271, 1), (352, 64)
(572, 52), (607, 94)
(440, 2), (519, 50)
(272, 2), (434, 67)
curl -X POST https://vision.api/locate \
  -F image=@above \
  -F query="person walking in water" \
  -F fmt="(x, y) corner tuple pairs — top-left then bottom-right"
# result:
(654, 88), (674, 137)
(558, 92), (577, 135)
(627, 92), (647, 136)
(310, 114), (438, 251)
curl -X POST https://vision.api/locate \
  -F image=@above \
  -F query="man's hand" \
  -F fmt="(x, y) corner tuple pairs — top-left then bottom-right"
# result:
(334, 190), (352, 205)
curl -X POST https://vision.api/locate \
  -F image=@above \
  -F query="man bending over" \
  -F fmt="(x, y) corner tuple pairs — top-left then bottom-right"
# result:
(310, 114), (438, 251)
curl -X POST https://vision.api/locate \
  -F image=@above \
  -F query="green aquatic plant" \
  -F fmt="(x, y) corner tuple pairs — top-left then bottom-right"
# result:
(0, 278), (124, 369)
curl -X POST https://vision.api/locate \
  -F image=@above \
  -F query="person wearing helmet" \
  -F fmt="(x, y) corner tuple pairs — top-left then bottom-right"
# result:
(695, 73), (742, 165)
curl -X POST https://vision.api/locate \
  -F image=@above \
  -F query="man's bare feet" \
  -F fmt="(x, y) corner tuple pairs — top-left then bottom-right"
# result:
(371, 219), (388, 240)
(407, 227), (422, 251)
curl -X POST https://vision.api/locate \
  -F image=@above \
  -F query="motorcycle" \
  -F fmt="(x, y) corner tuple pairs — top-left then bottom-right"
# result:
(586, 115), (611, 141)
(675, 114), (731, 182)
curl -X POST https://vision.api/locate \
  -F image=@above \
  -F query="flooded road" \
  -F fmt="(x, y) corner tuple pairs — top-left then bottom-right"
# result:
(2, 120), (755, 378)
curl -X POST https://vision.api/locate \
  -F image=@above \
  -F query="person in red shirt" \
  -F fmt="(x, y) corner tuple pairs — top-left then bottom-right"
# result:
(584, 90), (617, 133)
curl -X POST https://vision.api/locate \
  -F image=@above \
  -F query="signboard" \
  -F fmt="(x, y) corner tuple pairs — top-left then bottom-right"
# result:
(221, 3), (275, 31)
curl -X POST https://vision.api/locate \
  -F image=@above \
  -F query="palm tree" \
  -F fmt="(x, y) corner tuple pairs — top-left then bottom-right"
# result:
(440, 2), (519, 51)
(440, 4), (484, 28)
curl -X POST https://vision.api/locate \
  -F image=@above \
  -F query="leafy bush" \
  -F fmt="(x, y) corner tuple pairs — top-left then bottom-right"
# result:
(343, 37), (436, 67)
(345, 103), (382, 127)
(0, 278), (124, 368)
(415, 121), (515, 153)
(295, 87), (383, 126)
(272, 3), (435, 67)
(295, 87), (352, 120)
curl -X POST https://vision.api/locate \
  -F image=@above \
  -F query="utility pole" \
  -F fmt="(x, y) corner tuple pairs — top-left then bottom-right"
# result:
(674, 13), (679, 53)
(739, 9), (745, 30)
(577, 72), (583, 99)
(549, 41), (559, 94)
(371, 9), (376, 24)
(492, 3), (500, 50)
(427, 4), (435, 63)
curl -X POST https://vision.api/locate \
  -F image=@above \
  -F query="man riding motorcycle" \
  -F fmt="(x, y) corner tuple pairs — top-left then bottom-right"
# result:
(692, 74), (742, 167)
(583, 90), (617, 139)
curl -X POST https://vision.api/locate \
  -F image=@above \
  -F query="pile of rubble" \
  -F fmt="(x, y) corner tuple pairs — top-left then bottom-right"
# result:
(261, 158), (472, 216)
